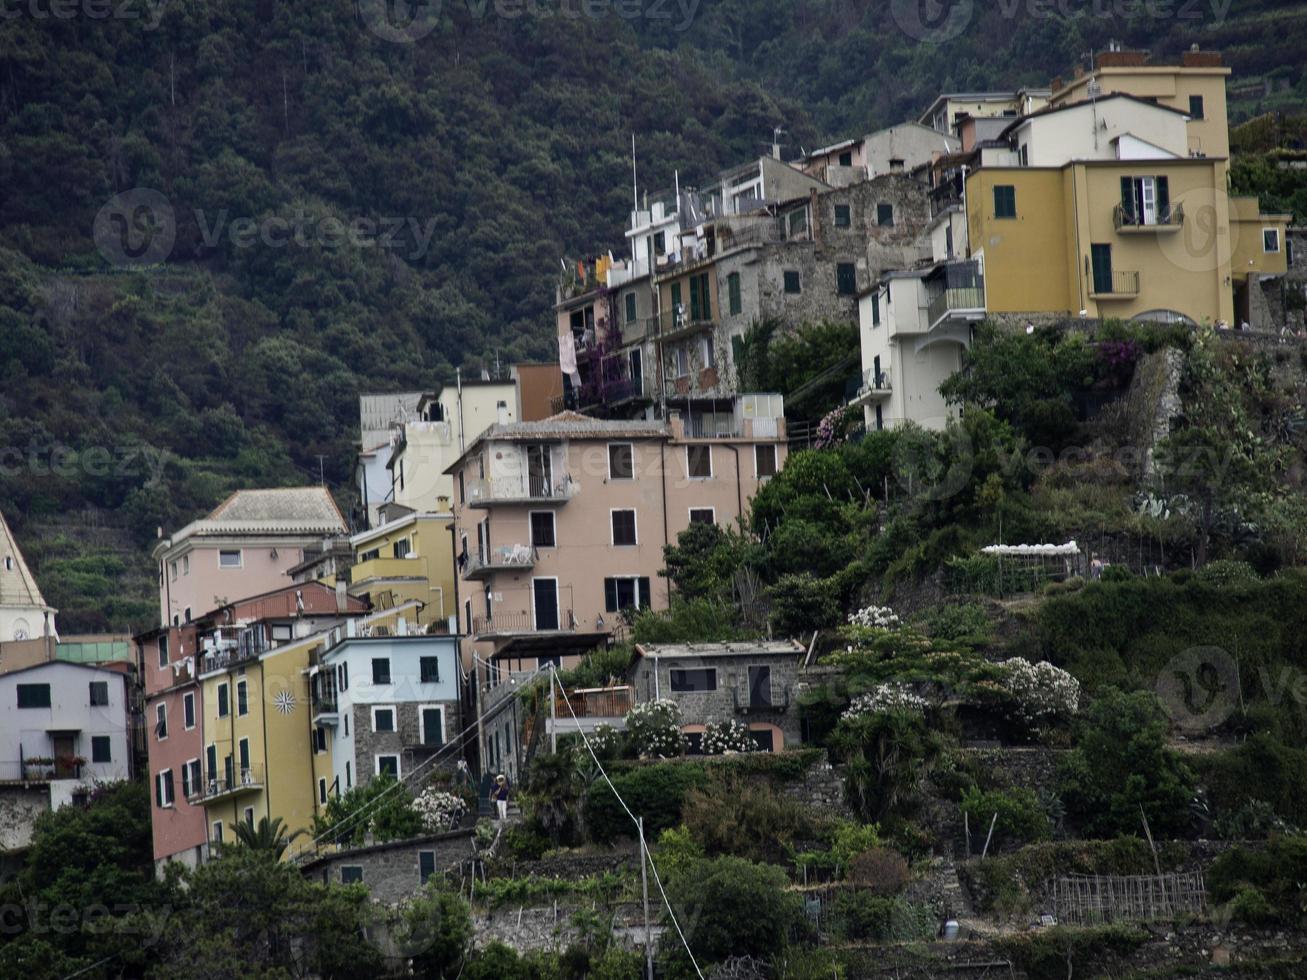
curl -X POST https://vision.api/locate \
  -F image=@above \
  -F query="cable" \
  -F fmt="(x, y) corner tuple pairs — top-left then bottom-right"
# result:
(550, 667), (704, 980)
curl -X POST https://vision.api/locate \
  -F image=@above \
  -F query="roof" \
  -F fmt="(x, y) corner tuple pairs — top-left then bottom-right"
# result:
(635, 640), (805, 659)
(999, 92), (1190, 139)
(157, 487), (348, 555)
(0, 659), (127, 680)
(801, 137), (861, 161)
(0, 510), (52, 611)
(444, 412), (669, 474)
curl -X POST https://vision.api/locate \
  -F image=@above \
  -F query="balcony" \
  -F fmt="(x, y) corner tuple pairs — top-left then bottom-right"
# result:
(350, 555), (427, 585)
(1090, 270), (1141, 299)
(193, 766), (263, 804)
(312, 692), (339, 726)
(471, 608), (578, 640)
(850, 369), (892, 407)
(466, 474), (575, 508)
(1114, 203), (1184, 233)
(644, 305), (717, 343)
(548, 685), (634, 735)
(732, 685), (792, 715)
(463, 545), (538, 581)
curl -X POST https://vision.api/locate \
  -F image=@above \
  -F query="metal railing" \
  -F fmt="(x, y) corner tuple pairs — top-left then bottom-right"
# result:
(1113, 202), (1184, 230)
(463, 545), (538, 578)
(194, 766), (263, 801)
(1091, 270), (1140, 296)
(466, 474), (575, 505)
(554, 686), (634, 719)
(732, 685), (792, 714)
(682, 414), (740, 439)
(471, 607), (577, 637)
(927, 285), (986, 327)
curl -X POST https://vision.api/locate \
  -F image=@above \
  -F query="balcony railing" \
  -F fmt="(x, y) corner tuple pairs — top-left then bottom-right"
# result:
(554, 686), (634, 720)
(732, 685), (792, 714)
(1114, 203), (1184, 232)
(194, 766), (263, 803)
(471, 607), (577, 639)
(1090, 270), (1141, 298)
(851, 369), (892, 406)
(350, 555), (426, 583)
(201, 646), (258, 674)
(312, 692), (338, 723)
(463, 545), (538, 580)
(467, 474), (575, 507)
(643, 305), (716, 341)
(927, 285), (986, 328)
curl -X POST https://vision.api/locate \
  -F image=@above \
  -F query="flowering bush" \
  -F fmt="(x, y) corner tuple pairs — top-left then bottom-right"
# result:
(842, 684), (928, 721)
(624, 699), (685, 759)
(587, 724), (625, 760)
(814, 406), (859, 449)
(848, 605), (901, 630)
(998, 658), (1080, 725)
(702, 720), (755, 755)
(413, 788), (468, 832)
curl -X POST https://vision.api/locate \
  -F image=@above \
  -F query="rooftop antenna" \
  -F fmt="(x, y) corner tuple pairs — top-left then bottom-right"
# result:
(771, 126), (787, 160)
(1088, 77), (1103, 150)
(631, 133), (638, 213)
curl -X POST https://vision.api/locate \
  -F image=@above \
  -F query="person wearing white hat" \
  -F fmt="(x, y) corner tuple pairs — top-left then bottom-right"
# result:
(493, 774), (510, 821)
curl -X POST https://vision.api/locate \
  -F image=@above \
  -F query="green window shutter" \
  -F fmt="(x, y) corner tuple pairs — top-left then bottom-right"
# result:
(625, 294), (636, 323)
(1156, 177), (1170, 219)
(638, 578), (652, 608)
(688, 276), (700, 320)
(728, 273), (741, 315)
(871, 293), (881, 325)
(1120, 177), (1136, 223)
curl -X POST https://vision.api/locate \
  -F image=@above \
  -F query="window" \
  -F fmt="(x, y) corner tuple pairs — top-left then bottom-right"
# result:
(604, 577), (653, 613)
(871, 292), (881, 326)
(372, 706), (396, 733)
(727, 272), (742, 315)
(834, 204), (851, 228)
(420, 706), (445, 746)
(670, 668), (717, 692)
(243, 807), (255, 828)
(314, 726), (327, 753)
(653, 230), (665, 254)
(687, 445), (712, 479)
(271, 624), (291, 642)
(838, 150), (853, 167)
(608, 443), (634, 480)
(836, 262), (857, 295)
(688, 271), (712, 321)
(91, 736), (111, 764)
(420, 656), (441, 684)
(673, 345), (690, 377)
(344, 714), (349, 736)
(393, 538), (412, 558)
(1019, 144), (1029, 167)
(156, 769), (174, 808)
(783, 271), (801, 294)
(212, 821), (223, 845)
(238, 738), (251, 777)
(218, 550), (242, 568)
(376, 755), (400, 778)
(372, 658), (391, 685)
(157, 634), (169, 667)
(755, 444), (778, 478)
(625, 293), (637, 323)
(689, 508), (715, 525)
(237, 679), (248, 717)
(318, 778), (328, 805)
(206, 744), (217, 785)
(700, 334), (716, 369)
(182, 555), (189, 576)
(530, 512), (556, 549)
(170, 561), (178, 582)
(1264, 228), (1281, 253)
(1189, 94), (1205, 119)
(611, 510), (638, 546)
(217, 683), (229, 718)
(345, 761), (352, 789)
(183, 606), (191, 623)
(1120, 176), (1171, 226)
(419, 851), (437, 884)
(993, 185), (1017, 219)
(340, 662), (349, 691)
(341, 866), (364, 884)
(876, 203), (894, 226)
(188, 758), (202, 796)
(629, 348), (643, 389)
(183, 692), (196, 729)
(89, 681), (109, 706)
(155, 703), (168, 739)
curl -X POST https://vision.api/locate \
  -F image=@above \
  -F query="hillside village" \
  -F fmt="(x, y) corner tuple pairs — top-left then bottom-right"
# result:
(3, 43), (1307, 980)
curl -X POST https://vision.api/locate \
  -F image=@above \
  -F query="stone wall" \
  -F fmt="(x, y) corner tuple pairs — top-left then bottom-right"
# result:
(302, 828), (476, 905)
(350, 698), (460, 789)
(0, 785), (50, 852)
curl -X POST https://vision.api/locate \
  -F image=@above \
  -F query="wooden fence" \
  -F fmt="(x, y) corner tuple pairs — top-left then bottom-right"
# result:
(1051, 872), (1206, 926)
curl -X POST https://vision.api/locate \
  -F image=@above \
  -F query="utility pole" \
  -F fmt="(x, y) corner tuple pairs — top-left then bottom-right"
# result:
(639, 816), (654, 980)
(549, 666), (557, 755)
(316, 455), (326, 486)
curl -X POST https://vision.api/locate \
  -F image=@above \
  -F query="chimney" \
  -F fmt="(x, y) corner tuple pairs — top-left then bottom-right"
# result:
(1182, 48), (1223, 68)
(496, 400), (508, 426)
(335, 578), (348, 613)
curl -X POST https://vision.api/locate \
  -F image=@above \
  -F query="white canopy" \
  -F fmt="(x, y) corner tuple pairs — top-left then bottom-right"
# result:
(981, 541), (1080, 557)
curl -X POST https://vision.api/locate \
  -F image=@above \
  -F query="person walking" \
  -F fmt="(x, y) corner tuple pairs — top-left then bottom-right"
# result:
(493, 773), (510, 821)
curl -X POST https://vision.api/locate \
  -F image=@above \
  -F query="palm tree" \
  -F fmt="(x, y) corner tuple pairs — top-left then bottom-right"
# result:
(233, 815), (305, 860)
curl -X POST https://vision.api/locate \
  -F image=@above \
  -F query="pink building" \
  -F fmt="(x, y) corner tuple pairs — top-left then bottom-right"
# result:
(444, 410), (787, 780)
(152, 488), (348, 628)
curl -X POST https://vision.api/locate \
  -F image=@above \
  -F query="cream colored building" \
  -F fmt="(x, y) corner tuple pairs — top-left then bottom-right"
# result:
(0, 509), (57, 646)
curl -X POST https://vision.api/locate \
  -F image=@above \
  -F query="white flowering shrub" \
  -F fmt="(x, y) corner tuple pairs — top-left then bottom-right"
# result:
(702, 719), (756, 755)
(842, 684), (928, 721)
(587, 724), (625, 760)
(413, 788), (468, 832)
(999, 658), (1080, 725)
(624, 699), (686, 758)
(848, 605), (901, 629)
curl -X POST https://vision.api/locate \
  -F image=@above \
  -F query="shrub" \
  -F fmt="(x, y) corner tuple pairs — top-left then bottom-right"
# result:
(831, 705), (943, 822)
(768, 572), (841, 635)
(624, 699), (685, 759)
(845, 847), (910, 895)
(998, 658), (1080, 727)
(413, 789), (468, 833)
(841, 684), (927, 720)
(918, 603), (993, 645)
(1195, 559), (1258, 587)
(1208, 837), (1307, 925)
(701, 720), (755, 755)
(681, 770), (815, 863)
(662, 856), (808, 966)
(848, 605), (901, 629)
(960, 787), (1052, 849)
(392, 879), (473, 978)
(311, 775), (421, 846)
(584, 763), (708, 843)
(829, 892), (934, 942)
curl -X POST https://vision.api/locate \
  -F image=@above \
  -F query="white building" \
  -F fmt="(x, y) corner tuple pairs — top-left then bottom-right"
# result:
(312, 634), (462, 800)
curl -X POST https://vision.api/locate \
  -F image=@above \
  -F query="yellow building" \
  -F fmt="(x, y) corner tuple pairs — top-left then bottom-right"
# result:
(962, 51), (1290, 328)
(348, 508), (456, 635)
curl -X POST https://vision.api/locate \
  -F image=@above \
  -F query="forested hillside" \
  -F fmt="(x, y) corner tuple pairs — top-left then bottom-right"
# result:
(3, 0), (1306, 632)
